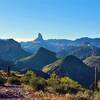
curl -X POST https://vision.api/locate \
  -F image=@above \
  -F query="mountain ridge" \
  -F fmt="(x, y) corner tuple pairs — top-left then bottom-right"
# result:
(43, 55), (96, 87)
(0, 38), (31, 61)
(21, 34), (100, 54)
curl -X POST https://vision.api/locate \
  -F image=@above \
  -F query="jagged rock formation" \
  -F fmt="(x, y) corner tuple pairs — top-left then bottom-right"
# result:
(21, 33), (55, 53)
(34, 33), (44, 42)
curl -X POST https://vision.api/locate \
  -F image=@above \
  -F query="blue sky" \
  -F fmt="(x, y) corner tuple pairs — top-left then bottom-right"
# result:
(0, 0), (100, 41)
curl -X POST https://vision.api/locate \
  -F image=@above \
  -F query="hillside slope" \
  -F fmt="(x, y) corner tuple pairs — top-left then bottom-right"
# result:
(0, 39), (31, 61)
(57, 44), (100, 59)
(43, 55), (95, 87)
(15, 47), (57, 70)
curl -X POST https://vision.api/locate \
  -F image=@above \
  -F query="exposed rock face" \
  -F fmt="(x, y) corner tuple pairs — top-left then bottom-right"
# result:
(84, 56), (100, 68)
(0, 39), (30, 61)
(22, 33), (56, 54)
(15, 47), (57, 70)
(34, 33), (44, 42)
(43, 55), (95, 88)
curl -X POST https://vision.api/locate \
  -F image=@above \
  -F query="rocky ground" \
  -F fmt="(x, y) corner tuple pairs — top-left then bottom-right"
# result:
(0, 85), (25, 100)
(0, 84), (75, 100)
(0, 84), (100, 100)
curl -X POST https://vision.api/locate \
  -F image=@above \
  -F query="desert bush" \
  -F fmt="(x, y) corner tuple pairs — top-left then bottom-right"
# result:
(47, 74), (80, 94)
(30, 77), (46, 91)
(47, 74), (60, 86)
(21, 70), (36, 85)
(76, 90), (94, 100)
(54, 83), (70, 94)
(0, 77), (6, 85)
(22, 72), (81, 94)
(8, 76), (21, 85)
(60, 77), (81, 88)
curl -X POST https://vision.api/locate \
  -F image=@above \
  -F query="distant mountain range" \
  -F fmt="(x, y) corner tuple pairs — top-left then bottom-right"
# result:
(57, 44), (100, 59)
(0, 34), (99, 87)
(21, 33), (100, 55)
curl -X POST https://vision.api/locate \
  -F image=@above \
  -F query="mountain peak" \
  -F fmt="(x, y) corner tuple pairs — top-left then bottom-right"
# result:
(38, 33), (43, 39)
(34, 33), (44, 42)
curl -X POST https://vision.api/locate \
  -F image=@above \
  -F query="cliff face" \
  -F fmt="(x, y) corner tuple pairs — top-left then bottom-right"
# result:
(0, 39), (30, 61)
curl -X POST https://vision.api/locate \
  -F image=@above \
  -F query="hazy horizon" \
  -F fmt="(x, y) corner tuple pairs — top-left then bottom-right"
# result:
(0, 33), (100, 42)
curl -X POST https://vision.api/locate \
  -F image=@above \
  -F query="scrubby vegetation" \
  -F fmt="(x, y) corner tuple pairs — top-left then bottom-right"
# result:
(21, 71), (81, 94)
(0, 77), (6, 86)
(0, 70), (100, 100)
(8, 76), (21, 85)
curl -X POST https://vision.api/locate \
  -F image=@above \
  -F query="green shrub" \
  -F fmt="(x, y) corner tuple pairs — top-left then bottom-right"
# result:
(47, 75), (80, 94)
(76, 90), (93, 100)
(54, 83), (70, 94)
(30, 77), (46, 91)
(47, 74), (60, 87)
(0, 77), (6, 85)
(8, 76), (21, 85)
(21, 70), (36, 85)
(60, 77), (81, 89)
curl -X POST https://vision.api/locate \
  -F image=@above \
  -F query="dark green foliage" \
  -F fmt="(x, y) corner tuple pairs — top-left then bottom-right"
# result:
(21, 70), (46, 91)
(0, 77), (6, 85)
(30, 77), (46, 91)
(21, 70), (36, 85)
(47, 74), (80, 94)
(21, 71), (81, 94)
(8, 76), (21, 85)
(47, 74), (60, 87)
